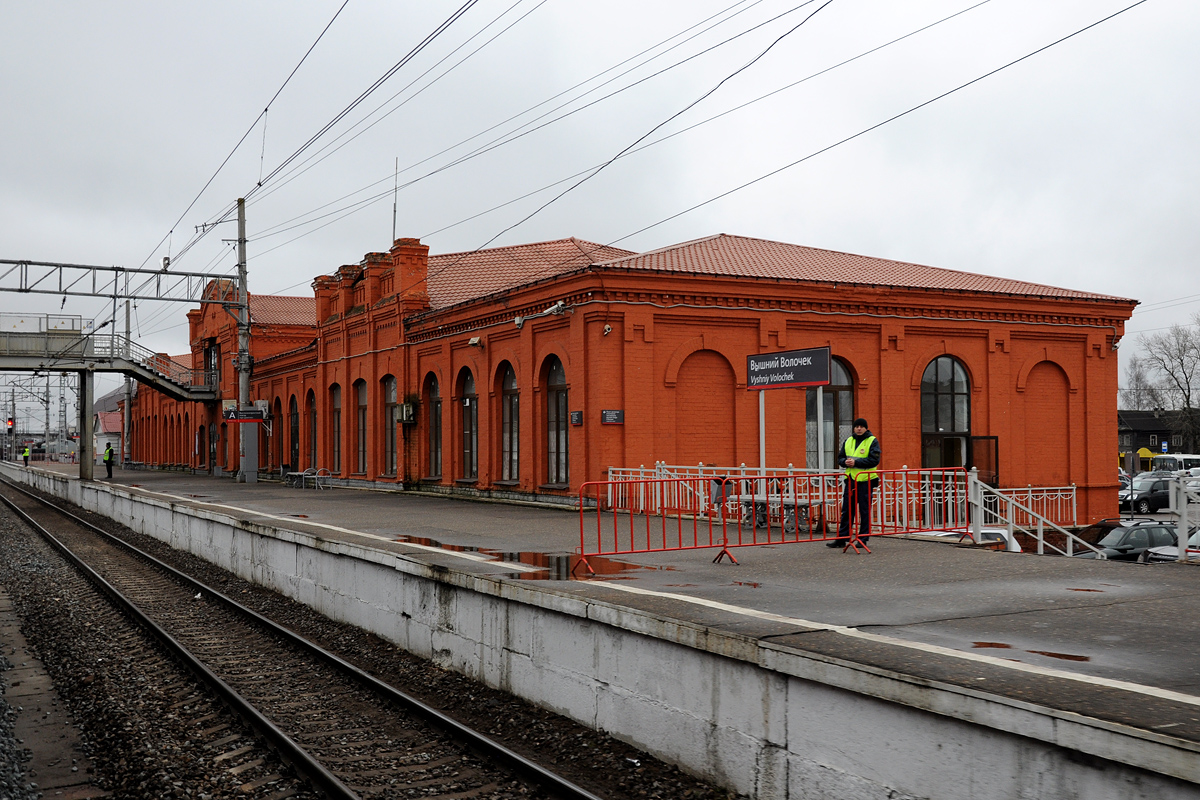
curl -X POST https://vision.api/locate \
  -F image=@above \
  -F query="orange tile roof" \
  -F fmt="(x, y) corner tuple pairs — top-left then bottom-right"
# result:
(594, 234), (1135, 302)
(250, 295), (316, 326)
(427, 238), (635, 308)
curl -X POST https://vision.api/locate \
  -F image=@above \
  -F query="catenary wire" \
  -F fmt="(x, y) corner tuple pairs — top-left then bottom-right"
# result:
(136, 0), (351, 271)
(247, 0), (550, 211)
(251, 0), (994, 273)
(252, 0), (806, 240)
(170, 0), (484, 268)
(404, 0), (1156, 307)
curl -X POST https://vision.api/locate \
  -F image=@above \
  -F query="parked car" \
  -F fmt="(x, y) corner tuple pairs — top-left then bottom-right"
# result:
(1072, 518), (1178, 560)
(1119, 475), (1172, 514)
(1139, 527), (1200, 563)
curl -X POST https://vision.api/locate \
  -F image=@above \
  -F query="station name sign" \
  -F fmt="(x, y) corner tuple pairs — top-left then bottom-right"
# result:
(746, 346), (831, 390)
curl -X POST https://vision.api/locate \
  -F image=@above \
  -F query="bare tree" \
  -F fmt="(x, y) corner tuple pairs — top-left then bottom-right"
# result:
(1136, 313), (1200, 451)
(1121, 353), (1169, 410)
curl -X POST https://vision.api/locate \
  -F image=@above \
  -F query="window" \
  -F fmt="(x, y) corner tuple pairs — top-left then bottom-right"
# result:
(921, 356), (970, 469)
(355, 380), (368, 474)
(459, 370), (478, 480)
(546, 356), (568, 485)
(1120, 433), (1132, 447)
(330, 384), (342, 472)
(288, 395), (299, 470)
(1172, 434), (1183, 448)
(500, 364), (519, 481)
(307, 391), (317, 469)
(425, 374), (442, 478)
(1150, 434), (1158, 447)
(382, 376), (397, 476)
(806, 358), (854, 470)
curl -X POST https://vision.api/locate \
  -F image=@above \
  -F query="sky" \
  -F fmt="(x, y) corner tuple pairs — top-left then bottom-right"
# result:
(1, 0), (1196, 429)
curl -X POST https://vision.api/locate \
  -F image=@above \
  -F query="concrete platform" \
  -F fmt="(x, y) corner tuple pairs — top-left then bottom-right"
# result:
(8, 462), (1200, 799)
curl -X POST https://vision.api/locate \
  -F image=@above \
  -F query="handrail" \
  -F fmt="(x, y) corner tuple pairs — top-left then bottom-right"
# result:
(971, 476), (1103, 558)
(89, 333), (215, 389)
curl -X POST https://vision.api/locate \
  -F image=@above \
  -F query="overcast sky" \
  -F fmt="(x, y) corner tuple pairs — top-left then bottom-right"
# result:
(1, 0), (1196, 424)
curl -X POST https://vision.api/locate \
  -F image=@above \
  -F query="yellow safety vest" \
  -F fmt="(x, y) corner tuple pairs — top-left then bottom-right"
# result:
(844, 435), (877, 483)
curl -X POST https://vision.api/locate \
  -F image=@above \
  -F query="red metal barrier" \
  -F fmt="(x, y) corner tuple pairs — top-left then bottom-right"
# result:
(575, 468), (968, 573)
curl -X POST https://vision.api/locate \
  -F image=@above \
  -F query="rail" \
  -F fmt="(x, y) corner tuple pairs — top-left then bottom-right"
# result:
(0, 475), (606, 800)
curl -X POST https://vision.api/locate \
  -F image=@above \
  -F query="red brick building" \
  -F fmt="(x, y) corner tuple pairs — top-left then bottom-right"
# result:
(130, 233), (1136, 523)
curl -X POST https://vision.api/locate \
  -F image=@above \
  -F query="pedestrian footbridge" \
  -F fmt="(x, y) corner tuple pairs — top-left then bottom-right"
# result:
(0, 314), (215, 402)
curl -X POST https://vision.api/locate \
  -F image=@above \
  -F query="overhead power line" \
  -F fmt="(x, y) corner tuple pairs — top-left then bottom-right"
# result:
(137, 0), (351, 271)
(169, 0), (483, 270)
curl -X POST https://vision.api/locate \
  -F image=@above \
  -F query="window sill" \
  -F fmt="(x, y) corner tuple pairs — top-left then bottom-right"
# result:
(455, 478), (479, 486)
(539, 482), (570, 491)
(421, 476), (442, 483)
(493, 480), (519, 487)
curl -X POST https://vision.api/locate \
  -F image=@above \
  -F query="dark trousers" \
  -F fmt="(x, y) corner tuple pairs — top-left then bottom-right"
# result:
(838, 479), (874, 540)
(105, 460), (113, 479)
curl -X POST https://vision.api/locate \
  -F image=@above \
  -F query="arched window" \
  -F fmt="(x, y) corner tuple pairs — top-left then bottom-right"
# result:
(545, 356), (568, 485)
(806, 358), (855, 470)
(330, 384), (342, 473)
(921, 356), (970, 469)
(459, 369), (478, 480)
(289, 395), (299, 471)
(425, 374), (442, 478)
(499, 364), (519, 481)
(382, 375), (397, 477)
(354, 380), (368, 474)
(208, 422), (217, 472)
(306, 390), (317, 469)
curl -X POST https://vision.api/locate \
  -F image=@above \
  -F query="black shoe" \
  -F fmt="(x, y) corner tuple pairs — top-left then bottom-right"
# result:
(859, 536), (870, 543)
(826, 539), (848, 548)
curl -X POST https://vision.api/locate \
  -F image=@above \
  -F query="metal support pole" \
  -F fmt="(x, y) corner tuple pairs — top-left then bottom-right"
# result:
(78, 370), (94, 481)
(124, 299), (131, 464)
(236, 198), (256, 484)
(816, 385), (824, 470)
(758, 389), (766, 476)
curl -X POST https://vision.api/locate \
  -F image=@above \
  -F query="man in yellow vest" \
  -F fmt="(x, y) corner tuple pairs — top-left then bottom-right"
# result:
(827, 418), (881, 548)
(22, 446), (30, 467)
(103, 443), (114, 479)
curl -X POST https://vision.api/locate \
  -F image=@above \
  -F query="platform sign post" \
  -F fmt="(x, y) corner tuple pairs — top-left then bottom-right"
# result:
(747, 347), (831, 473)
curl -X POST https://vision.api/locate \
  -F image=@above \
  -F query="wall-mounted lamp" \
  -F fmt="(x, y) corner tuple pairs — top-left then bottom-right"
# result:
(467, 336), (483, 348)
(602, 324), (612, 336)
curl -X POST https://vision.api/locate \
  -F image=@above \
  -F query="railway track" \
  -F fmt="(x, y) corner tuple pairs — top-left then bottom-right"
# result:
(0, 477), (604, 800)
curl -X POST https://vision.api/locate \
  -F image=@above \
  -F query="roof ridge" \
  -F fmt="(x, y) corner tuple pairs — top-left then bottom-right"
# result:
(431, 237), (592, 260)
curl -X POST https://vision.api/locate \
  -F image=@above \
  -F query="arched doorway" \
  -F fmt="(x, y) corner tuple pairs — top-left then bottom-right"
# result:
(921, 356), (970, 469)
(675, 350), (736, 466)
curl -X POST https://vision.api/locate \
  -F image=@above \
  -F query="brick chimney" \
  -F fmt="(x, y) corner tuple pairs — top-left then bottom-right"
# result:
(390, 238), (430, 312)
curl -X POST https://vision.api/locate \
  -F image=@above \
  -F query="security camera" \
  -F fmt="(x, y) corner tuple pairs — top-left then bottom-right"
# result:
(602, 325), (612, 336)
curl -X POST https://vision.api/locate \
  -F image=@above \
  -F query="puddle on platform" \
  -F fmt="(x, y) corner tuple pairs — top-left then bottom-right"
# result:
(1066, 588), (1103, 593)
(974, 642), (1090, 662)
(1027, 649), (1090, 662)
(386, 533), (665, 581)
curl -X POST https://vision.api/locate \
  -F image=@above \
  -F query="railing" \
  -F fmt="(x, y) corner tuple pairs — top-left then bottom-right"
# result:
(577, 467), (972, 571)
(981, 484), (1076, 529)
(970, 479), (1102, 557)
(613, 462), (1077, 529)
(1169, 477), (1200, 563)
(90, 333), (215, 389)
(581, 466), (1098, 567)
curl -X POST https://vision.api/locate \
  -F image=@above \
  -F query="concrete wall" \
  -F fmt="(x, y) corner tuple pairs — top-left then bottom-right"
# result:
(4, 463), (1197, 800)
